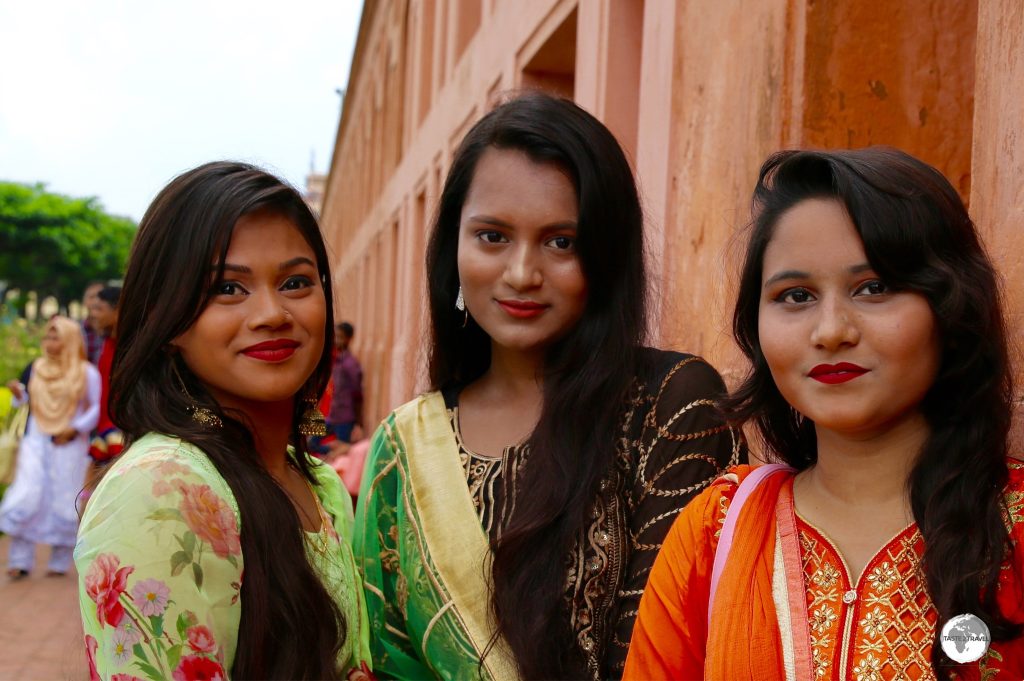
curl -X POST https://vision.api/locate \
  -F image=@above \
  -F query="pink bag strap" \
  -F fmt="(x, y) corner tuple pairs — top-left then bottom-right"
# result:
(707, 463), (795, 627)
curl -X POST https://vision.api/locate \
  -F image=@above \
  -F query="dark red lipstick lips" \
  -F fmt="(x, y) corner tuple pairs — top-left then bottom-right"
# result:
(808, 362), (868, 384)
(242, 338), (299, 362)
(497, 299), (547, 319)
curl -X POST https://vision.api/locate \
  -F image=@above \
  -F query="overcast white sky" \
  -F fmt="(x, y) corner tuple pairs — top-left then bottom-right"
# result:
(0, 0), (363, 222)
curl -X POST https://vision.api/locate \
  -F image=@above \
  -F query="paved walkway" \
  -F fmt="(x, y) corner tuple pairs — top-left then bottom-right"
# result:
(0, 535), (87, 680)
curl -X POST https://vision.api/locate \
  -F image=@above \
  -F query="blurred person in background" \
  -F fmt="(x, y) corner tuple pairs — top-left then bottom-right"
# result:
(87, 286), (123, 464)
(328, 321), (363, 444)
(80, 281), (105, 364)
(0, 316), (100, 579)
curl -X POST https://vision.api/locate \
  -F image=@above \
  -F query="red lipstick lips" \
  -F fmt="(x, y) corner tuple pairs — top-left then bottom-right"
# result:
(808, 362), (868, 384)
(241, 338), (300, 362)
(497, 299), (547, 319)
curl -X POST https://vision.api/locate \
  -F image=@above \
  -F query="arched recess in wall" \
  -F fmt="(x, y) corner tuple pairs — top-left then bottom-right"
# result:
(519, 7), (577, 99)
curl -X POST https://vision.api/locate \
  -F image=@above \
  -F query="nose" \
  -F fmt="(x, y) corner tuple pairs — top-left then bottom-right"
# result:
(810, 296), (860, 350)
(247, 288), (291, 330)
(502, 243), (543, 291)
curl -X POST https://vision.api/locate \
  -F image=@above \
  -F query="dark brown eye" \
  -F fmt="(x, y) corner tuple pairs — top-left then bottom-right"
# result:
(856, 280), (889, 296)
(778, 288), (812, 304)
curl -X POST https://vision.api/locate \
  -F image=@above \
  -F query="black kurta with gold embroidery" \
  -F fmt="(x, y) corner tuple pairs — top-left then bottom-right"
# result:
(445, 349), (744, 679)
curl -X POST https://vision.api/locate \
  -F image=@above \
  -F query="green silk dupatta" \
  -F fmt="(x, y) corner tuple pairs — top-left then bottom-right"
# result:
(354, 392), (520, 680)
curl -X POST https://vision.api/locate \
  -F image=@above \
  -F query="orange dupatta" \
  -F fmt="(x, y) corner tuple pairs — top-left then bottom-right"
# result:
(624, 465), (809, 680)
(705, 465), (796, 679)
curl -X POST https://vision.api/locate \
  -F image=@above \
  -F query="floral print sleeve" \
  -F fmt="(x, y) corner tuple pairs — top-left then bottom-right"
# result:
(75, 433), (242, 681)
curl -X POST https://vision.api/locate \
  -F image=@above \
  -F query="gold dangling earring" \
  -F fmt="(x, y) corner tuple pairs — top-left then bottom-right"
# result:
(455, 285), (468, 327)
(298, 397), (327, 437)
(172, 362), (223, 429)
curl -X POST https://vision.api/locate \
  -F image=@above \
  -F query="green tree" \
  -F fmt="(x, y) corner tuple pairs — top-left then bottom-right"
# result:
(0, 182), (136, 310)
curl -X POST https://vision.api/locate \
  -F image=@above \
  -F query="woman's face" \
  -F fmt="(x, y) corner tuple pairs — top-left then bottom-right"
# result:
(42, 327), (63, 357)
(173, 210), (326, 415)
(757, 198), (940, 439)
(456, 147), (587, 358)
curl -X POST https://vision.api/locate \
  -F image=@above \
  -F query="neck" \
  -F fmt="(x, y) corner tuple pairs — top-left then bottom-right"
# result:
(483, 343), (545, 397)
(805, 413), (929, 507)
(234, 399), (295, 480)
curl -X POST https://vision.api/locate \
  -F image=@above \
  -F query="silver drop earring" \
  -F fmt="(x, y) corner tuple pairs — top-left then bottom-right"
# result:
(455, 286), (465, 311)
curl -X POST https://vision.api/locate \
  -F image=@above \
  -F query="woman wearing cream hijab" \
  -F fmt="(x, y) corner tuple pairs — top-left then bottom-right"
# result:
(1, 316), (100, 578)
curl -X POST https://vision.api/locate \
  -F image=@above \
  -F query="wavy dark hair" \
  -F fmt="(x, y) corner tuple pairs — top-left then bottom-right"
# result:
(110, 161), (344, 679)
(725, 147), (1021, 673)
(425, 92), (648, 678)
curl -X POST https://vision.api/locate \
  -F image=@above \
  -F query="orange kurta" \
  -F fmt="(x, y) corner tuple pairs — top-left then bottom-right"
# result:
(625, 461), (1024, 680)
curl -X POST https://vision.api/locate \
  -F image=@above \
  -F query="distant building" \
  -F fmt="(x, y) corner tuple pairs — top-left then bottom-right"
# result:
(321, 0), (1024, 427)
(304, 171), (327, 216)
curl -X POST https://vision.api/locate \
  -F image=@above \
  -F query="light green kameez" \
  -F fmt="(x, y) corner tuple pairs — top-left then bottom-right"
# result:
(75, 432), (370, 680)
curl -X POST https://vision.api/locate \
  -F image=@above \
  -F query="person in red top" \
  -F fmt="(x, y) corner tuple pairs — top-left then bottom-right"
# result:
(87, 285), (123, 463)
(625, 148), (1024, 680)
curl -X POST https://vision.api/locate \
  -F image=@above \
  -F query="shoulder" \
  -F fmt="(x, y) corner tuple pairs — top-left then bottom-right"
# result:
(640, 348), (727, 401)
(108, 433), (223, 478)
(390, 390), (445, 425)
(84, 363), (101, 381)
(676, 464), (759, 535)
(307, 455), (349, 506)
(90, 433), (237, 517)
(79, 433), (243, 570)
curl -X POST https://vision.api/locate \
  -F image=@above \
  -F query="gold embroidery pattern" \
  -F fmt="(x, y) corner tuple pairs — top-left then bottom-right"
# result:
(866, 562), (898, 592)
(799, 522), (934, 680)
(859, 607), (889, 639)
(810, 604), (839, 633)
(813, 562), (841, 590)
(714, 495), (730, 539)
(852, 653), (883, 681)
(1005, 489), (1024, 527)
(451, 356), (739, 680)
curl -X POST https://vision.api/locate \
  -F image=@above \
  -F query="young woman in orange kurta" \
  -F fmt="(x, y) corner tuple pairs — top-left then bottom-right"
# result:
(625, 148), (1024, 680)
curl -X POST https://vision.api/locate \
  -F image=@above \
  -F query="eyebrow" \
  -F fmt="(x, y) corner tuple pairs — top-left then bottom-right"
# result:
(215, 257), (317, 274)
(467, 214), (578, 231)
(763, 262), (873, 288)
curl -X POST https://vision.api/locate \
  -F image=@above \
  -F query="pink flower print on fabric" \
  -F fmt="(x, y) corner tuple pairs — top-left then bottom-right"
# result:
(131, 578), (170, 617)
(85, 635), (100, 681)
(116, 619), (143, 646)
(177, 483), (241, 559)
(186, 624), (217, 654)
(173, 654), (226, 681)
(155, 460), (192, 477)
(111, 675), (146, 681)
(152, 479), (175, 497)
(111, 627), (134, 665)
(85, 553), (134, 627)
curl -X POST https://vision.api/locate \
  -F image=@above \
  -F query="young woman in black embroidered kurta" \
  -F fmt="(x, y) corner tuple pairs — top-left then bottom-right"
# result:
(353, 93), (744, 680)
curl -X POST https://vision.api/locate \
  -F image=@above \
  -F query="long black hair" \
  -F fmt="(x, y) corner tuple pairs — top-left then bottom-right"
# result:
(110, 161), (345, 679)
(425, 92), (648, 678)
(726, 147), (1021, 673)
